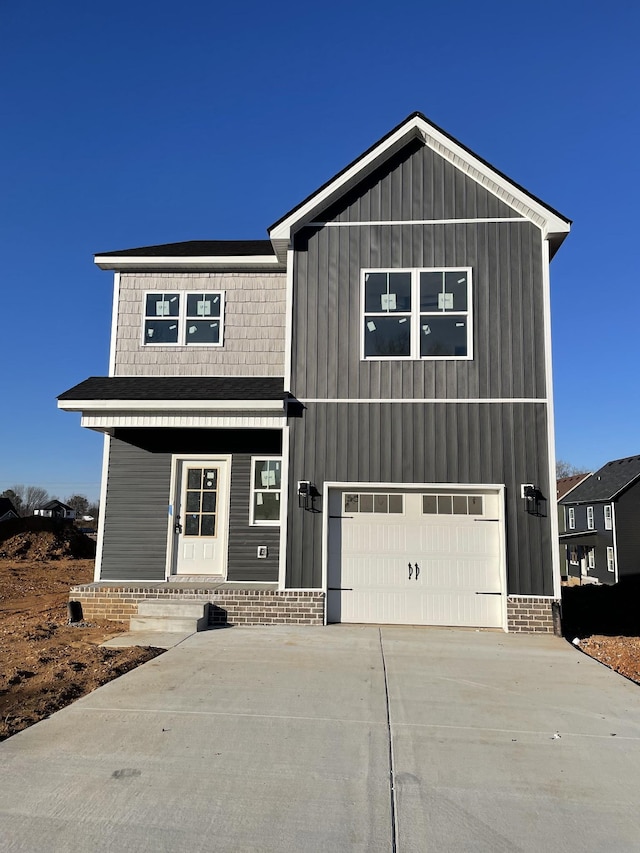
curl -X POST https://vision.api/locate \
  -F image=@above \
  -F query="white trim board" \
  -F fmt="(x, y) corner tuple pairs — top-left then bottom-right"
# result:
(308, 217), (528, 227)
(59, 399), (284, 412)
(298, 397), (548, 404)
(95, 255), (283, 271)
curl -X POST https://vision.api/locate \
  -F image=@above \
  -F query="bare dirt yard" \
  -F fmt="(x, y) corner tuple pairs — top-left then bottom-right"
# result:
(1, 525), (639, 742)
(0, 527), (163, 741)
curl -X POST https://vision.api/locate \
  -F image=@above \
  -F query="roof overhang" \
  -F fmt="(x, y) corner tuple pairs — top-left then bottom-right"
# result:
(268, 112), (571, 262)
(94, 255), (284, 272)
(558, 530), (598, 540)
(58, 398), (284, 412)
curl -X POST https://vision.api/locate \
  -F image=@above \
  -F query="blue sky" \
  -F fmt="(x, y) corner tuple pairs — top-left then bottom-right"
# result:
(1, 0), (638, 501)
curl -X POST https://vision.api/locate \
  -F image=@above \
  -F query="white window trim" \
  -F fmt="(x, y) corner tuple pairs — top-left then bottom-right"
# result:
(587, 548), (595, 570)
(141, 291), (225, 347)
(567, 507), (575, 530)
(587, 506), (594, 530)
(249, 456), (282, 526)
(360, 267), (473, 361)
(606, 546), (615, 573)
(604, 504), (612, 530)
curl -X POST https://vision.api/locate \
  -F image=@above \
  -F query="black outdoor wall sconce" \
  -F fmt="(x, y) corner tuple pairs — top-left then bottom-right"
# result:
(521, 484), (545, 516)
(298, 480), (320, 511)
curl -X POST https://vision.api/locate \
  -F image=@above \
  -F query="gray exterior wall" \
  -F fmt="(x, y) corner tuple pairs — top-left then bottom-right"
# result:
(228, 453), (279, 582)
(101, 438), (171, 581)
(614, 488), (640, 579)
(291, 143), (545, 400)
(286, 140), (555, 597)
(114, 272), (286, 376)
(286, 401), (553, 595)
(101, 437), (280, 582)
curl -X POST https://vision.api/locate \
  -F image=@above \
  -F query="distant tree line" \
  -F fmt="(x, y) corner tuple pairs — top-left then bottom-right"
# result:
(556, 460), (590, 479)
(0, 485), (99, 521)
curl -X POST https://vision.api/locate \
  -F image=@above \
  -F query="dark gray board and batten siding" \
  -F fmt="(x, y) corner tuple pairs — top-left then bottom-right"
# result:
(286, 140), (554, 596)
(286, 402), (552, 596)
(101, 439), (279, 582)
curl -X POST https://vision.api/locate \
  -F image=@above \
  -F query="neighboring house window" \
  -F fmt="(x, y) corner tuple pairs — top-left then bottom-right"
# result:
(604, 504), (612, 530)
(250, 458), (281, 525)
(607, 546), (615, 573)
(567, 507), (575, 530)
(143, 292), (224, 345)
(588, 548), (596, 570)
(362, 268), (472, 360)
(586, 506), (594, 529)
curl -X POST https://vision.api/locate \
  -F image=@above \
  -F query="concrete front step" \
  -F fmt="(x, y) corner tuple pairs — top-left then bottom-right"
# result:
(130, 601), (210, 633)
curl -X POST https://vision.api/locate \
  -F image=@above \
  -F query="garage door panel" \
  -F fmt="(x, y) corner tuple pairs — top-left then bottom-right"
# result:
(328, 488), (505, 629)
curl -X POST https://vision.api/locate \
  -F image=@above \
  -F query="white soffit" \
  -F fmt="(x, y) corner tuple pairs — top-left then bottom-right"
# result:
(268, 115), (570, 246)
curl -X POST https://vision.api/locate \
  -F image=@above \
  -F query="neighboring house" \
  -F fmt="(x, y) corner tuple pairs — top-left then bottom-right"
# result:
(0, 498), (19, 523)
(557, 473), (591, 579)
(33, 500), (76, 520)
(559, 455), (640, 585)
(58, 112), (571, 633)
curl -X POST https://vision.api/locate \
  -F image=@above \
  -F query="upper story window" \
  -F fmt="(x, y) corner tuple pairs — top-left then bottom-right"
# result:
(362, 268), (472, 360)
(143, 292), (224, 346)
(567, 507), (575, 529)
(587, 506), (594, 529)
(604, 504), (612, 530)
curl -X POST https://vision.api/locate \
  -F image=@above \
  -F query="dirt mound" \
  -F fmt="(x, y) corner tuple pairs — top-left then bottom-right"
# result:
(0, 528), (96, 561)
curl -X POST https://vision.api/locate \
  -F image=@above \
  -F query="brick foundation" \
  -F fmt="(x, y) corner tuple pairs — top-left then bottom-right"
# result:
(507, 596), (560, 634)
(69, 583), (325, 627)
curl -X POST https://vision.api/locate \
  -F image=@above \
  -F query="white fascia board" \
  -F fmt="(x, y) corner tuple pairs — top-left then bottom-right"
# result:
(94, 255), (283, 271)
(269, 115), (570, 244)
(58, 398), (284, 412)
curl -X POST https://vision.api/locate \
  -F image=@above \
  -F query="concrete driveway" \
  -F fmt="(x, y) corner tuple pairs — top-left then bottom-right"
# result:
(2, 626), (640, 852)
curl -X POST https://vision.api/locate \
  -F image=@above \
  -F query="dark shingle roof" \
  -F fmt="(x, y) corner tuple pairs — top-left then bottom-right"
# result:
(0, 498), (18, 517)
(95, 240), (275, 258)
(36, 500), (74, 511)
(557, 473), (591, 499)
(58, 376), (286, 401)
(560, 455), (640, 504)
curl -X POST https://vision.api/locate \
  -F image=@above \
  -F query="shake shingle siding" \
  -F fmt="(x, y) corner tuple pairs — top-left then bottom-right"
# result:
(115, 271), (286, 377)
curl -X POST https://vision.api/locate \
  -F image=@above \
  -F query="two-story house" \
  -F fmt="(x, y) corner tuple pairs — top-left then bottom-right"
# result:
(559, 455), (640, 584)
(59, 112), (571, 632)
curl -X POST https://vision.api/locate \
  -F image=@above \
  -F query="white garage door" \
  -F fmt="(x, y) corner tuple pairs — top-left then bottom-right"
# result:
(327, 488), (504, 628)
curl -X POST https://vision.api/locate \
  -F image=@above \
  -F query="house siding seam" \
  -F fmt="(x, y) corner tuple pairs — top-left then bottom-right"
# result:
(115, 272), (286, 376)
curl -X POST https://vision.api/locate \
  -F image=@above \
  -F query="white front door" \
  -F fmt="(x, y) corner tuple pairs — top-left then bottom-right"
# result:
(173, 459), (230, 576)
(327, 487), (504, 628)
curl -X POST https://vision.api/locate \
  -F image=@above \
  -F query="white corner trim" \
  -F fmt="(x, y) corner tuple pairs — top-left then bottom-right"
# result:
(94, 434), (111, 582)
(284, 247), (294, 391)
(108, 272), (120, 377)
(541, 239), (561, 599)
(278, 424), (290, 591)
(611, 502), (619, 583)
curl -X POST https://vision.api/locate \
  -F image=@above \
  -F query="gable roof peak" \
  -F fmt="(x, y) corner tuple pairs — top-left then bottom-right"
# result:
(268, 111), (571, 261)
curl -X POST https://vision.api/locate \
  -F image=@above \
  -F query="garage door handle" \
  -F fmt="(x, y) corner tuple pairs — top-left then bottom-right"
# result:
(328, 587), (352, 591)
(408, 563), (413, 579)
(475, 591), (501, 595)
